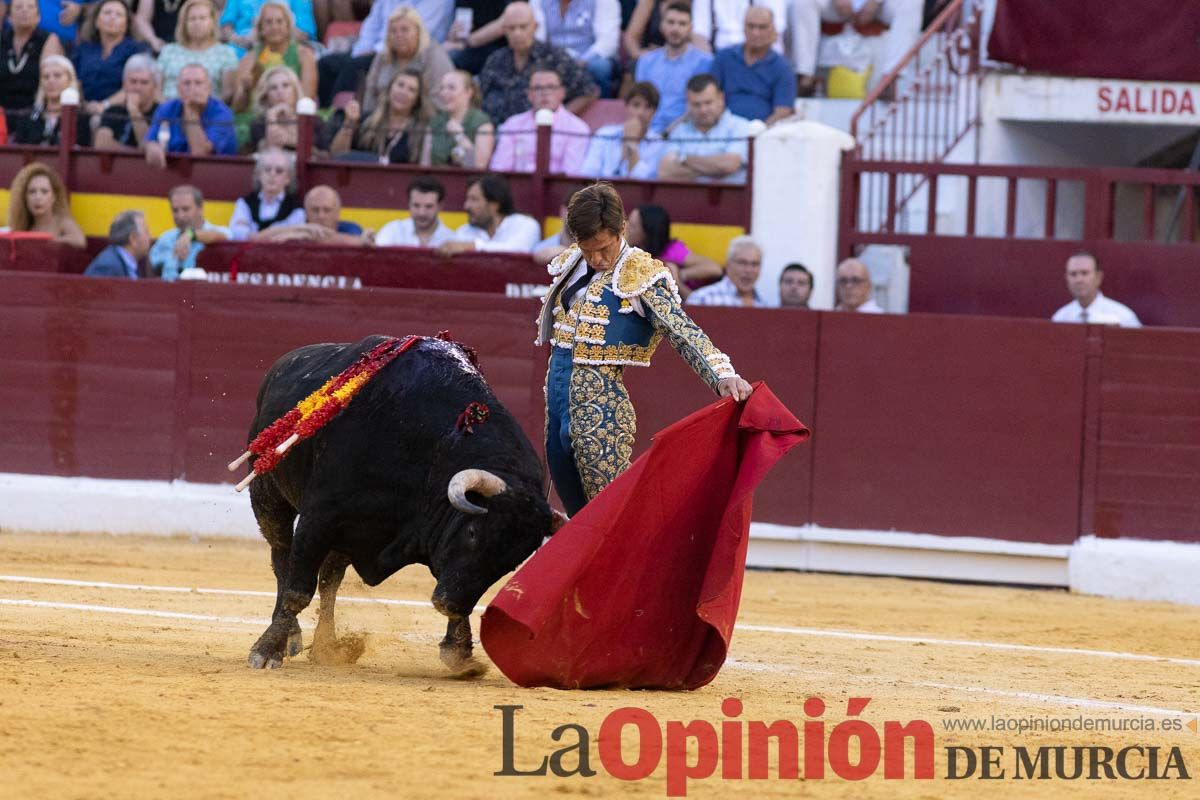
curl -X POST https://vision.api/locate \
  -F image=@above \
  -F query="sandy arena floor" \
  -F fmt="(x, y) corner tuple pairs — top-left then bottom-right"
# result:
(1, 531), (1198, 799)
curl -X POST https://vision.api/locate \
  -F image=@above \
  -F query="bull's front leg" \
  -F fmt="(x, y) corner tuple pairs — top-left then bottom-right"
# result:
(248, 518), (331, 669)
(438, 616), (488, 679)
(248, 588), (314, 669)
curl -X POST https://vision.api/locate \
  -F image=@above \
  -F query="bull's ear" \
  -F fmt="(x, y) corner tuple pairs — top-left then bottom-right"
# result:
(549, 509), (569, 535)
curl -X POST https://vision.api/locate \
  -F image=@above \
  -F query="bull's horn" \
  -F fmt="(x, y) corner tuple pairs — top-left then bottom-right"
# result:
(447, 469), (507, 515)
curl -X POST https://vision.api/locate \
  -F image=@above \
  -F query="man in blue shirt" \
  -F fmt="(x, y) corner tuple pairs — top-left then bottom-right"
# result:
(149, 185), (230, 281)
(657, 73), (752, 184)
(633, 1), (712, 132)
(577, 81), (664, 179)
(144, 64), (237, 167)
(84, 210), (152, 279)
(710, 6), (795, 124)
(38, 0), (78, 46)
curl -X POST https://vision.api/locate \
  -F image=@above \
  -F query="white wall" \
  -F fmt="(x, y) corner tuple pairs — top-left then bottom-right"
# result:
(750, 120), (855, 309)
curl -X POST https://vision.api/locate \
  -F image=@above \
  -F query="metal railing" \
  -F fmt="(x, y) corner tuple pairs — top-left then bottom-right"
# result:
(845, 0), (984, 235)
(849, 0), (984, 163)
(840, 160), (1200, 249)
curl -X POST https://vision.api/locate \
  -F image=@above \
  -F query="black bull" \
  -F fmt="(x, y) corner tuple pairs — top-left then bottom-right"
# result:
(243, 335), (556, 673)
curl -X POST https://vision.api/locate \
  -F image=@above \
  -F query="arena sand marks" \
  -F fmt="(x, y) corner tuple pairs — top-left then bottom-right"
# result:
(1, 532), (1197, 799)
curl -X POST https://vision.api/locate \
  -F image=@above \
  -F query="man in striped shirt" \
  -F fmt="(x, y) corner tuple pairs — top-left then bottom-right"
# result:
(685, 235), (770, 307)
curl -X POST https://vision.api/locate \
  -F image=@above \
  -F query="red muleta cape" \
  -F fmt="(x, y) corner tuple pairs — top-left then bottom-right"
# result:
(480, 382), (809, 690)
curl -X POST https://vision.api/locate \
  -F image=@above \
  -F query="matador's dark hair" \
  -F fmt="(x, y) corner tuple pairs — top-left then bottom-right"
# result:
(566, 182), (625, 243)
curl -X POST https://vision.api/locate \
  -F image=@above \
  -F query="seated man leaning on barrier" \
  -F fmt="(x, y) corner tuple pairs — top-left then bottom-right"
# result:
(437, 173), (542, 255)
(254, 185), (370, 245)
(686, 234), (770, 307)
(657, 73), (752, 184)
(577, 81), (664, 179)
(149, 185), (230, 281)
(93, 54), (161, 151)
(1051, 252), (1142, 328)
(144, 63), (238, 167)
(376, 176), (456, 248)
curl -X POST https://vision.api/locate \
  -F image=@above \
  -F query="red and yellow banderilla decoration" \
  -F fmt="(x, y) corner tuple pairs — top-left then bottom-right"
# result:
(228, 336), (418, 491)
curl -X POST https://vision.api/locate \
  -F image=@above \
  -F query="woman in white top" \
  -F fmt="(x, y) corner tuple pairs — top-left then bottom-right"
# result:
(228, 147), (306, 240)
(157, 0), (238, 100)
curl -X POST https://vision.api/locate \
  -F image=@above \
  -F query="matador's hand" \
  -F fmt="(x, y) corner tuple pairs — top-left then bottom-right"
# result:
(718, 377), (753, 402)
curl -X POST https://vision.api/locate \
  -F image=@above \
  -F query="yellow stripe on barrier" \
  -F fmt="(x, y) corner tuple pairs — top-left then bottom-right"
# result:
(2, 191), (741, 263)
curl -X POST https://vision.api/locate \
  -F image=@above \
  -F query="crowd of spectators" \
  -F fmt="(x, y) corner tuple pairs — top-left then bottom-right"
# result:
(0, 0), (930, 313)
(2, 0), (925, 178)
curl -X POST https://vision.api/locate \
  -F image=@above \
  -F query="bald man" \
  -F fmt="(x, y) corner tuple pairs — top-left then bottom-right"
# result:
(835, 258), (884, 313)
(710, 7), (796, 124)
(478, 1), (598, 124)
(254, 186), (368, 245)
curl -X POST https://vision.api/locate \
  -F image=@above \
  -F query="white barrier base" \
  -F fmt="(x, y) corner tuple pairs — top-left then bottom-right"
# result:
(1068, 535), (1200, 607)
(747, 523), (1070, 587)
(2, 473), (1198, 606)
(0, 473), (259, 540)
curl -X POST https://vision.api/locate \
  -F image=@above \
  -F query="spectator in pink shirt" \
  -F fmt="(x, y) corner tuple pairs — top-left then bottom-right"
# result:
(489, 67), (589, 173)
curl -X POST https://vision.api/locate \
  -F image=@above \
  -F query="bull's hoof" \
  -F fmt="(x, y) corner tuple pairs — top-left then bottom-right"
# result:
(446, 656), (489, 680)
(248, 619), (294, 669)
(286, 628), (303, 658)
(440, 643), (488, 679)
(247, 651), (283, 670)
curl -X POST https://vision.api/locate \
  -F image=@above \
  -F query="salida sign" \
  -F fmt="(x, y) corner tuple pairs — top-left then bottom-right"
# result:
(1097, 85), (1197, 117)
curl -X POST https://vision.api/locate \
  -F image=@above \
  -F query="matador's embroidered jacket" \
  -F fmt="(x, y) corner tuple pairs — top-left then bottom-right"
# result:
(535, 242), (740, 499)
(535, 243), (740, 380)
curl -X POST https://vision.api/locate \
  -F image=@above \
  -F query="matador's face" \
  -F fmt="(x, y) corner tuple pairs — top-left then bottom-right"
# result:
(577, 228), (625, 271)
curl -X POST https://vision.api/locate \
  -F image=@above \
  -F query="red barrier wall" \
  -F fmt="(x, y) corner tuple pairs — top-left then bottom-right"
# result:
(196, 241), (549, 293)
(0, 237), (95, 275)
(2, 271), (1197, 543)
(811, 313), (1087, 543)
(1089, 327), (1200, 541)
(904, 237), (1200, 328)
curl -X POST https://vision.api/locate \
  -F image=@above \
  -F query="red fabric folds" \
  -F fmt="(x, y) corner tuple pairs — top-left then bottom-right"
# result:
(987, 0), (1200, 83)
(480, 382), (809, 690)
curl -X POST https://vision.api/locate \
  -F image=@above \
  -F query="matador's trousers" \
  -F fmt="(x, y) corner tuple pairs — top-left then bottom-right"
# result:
(545, 347), (636, 516)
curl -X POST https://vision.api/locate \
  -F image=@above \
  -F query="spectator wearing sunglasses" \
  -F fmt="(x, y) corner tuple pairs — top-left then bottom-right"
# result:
(228, 147), (306, 240)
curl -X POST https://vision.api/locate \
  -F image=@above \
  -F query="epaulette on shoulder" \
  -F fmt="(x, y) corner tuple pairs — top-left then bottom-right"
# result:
(547, 243), (583, 277)
(612, 247), (680, 301)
